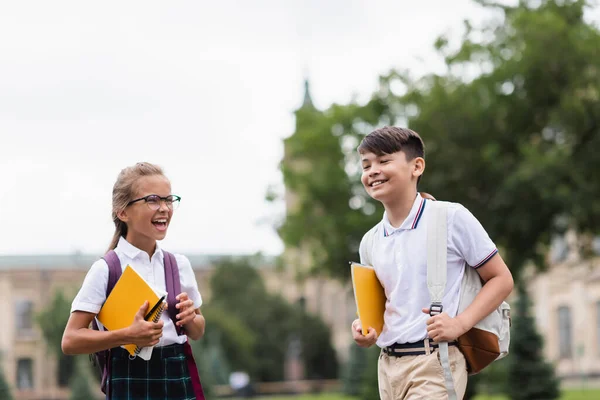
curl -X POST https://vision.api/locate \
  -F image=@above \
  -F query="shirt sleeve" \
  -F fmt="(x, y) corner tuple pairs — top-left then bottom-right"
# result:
(70, 259), (109, 314)
(450, 204), (498, 269)
(174, 254), (203, 309)
(359, 233), (368, 265)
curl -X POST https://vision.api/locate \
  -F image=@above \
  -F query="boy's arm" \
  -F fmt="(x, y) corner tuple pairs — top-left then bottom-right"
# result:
(425, 253), (513, 342)
(454, 253), (513, 332)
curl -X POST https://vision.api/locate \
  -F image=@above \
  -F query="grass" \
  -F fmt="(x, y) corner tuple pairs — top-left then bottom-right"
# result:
(230, 389), (600, 400)
(472, 389), (600, 400)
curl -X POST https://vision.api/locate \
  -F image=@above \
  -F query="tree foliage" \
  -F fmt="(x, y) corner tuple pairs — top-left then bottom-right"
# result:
(275, 0), (600, 280)
(69, 357), (95, 400)
(36, 290), (76, 386)
(507, 282), (560, 400)
(208, 257), (338, 382)
(0, 364), (13, 400)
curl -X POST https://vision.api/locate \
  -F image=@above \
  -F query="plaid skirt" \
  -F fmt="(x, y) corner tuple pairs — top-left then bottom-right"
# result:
(108, 344), (196, 400)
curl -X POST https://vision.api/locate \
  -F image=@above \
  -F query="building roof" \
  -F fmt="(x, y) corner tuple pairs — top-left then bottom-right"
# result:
(302, 79), (314, 109)
(0, 253), (275, 271)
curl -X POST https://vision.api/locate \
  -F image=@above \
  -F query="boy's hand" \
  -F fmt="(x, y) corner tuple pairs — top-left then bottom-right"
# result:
(351, 319), (378, 348)
(175, 292), (197, 327)
(127, 301), (164, 347)
(422, 308), (467, 343)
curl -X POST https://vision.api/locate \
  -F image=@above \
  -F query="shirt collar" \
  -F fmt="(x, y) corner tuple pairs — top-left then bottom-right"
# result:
(116, 236), (164, 260)
(382, 193), (427, 237)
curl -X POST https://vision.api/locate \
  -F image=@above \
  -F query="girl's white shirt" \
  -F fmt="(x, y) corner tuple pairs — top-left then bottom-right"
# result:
(71, 236), (203, 347)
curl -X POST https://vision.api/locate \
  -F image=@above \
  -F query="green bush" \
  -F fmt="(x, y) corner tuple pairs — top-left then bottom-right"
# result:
(507, 283), (560, 400)
(209, 257), (338, 382)
(0, 363), (13, 400)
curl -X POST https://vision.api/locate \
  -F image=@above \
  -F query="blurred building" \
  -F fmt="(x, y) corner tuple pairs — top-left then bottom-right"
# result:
(0, 253), (216, 400)
(528, 230), (600, 387)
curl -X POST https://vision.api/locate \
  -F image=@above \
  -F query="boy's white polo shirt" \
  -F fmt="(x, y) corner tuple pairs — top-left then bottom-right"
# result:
(71, 237), (203, 347)
(359, 193), (498, 347)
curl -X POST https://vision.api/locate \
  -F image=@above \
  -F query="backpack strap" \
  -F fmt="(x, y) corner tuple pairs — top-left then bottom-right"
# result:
(103, 250), (123, 295)
(426, 201), (457, 400)
(93, 249), (122, 398)
(163, 251), (182, 335)
(163, 250), (206, 400)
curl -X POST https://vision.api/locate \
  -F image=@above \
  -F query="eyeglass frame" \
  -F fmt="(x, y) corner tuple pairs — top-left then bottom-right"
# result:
(126, 194), (181, 210)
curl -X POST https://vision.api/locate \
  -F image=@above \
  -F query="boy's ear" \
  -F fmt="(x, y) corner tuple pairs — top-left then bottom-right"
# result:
(413, 157), (425, 177)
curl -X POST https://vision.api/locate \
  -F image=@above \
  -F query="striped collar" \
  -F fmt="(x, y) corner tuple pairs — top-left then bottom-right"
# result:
(382, 194), (427, 237)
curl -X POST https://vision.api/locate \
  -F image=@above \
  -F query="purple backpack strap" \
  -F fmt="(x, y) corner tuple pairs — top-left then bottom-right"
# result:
(163, 251), (206, 400)
(103, 250), (122, 295)
(163, 251), (182, 334)
(94, 250), (122, 398)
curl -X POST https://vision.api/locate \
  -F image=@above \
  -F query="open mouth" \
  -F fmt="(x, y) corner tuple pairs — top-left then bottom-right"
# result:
(152, 219), (168, 231)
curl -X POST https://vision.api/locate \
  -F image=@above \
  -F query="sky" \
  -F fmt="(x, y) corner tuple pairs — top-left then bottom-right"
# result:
(0, 0), (498, 256)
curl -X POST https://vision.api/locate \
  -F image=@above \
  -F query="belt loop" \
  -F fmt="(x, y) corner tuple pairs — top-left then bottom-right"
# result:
(424, 339), (431, 355)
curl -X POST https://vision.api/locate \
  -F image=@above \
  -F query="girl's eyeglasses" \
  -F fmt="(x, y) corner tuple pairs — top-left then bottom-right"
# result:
(127, 194), (181, 211)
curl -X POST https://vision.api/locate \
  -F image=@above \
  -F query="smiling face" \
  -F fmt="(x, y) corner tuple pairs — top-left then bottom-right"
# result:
(117, 174), (173, 255)
(360, 150), (424, 203)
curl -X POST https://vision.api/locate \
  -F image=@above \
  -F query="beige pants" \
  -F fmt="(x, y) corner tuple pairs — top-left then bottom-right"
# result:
(378, 344), (468, 400)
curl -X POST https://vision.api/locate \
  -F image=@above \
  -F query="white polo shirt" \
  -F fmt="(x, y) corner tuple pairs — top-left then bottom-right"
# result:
(359, 193), (497, 347)
(71, 237), (203, 347)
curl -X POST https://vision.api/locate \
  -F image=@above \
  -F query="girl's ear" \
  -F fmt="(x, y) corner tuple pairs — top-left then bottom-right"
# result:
(117, 209), (129, 223)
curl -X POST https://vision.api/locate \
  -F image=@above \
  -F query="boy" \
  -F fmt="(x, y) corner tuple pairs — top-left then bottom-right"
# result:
(351, 126), (513, 399)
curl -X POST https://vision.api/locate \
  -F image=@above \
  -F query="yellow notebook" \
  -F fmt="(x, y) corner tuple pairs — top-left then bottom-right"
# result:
(96, 265), (167, 358)
(350, 261), (386, 336)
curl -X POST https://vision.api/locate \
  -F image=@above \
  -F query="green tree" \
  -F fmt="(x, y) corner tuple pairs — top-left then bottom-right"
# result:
(200, 305), (257, 377)
(190, 338), (216, 399)
(507, 283), (560, 400)
(359, 347), (381, 400)
(0, 364), (13, 400)
(275, 0), (600, 282)
(209, 256), (338, 382)
(394, 0), (600, 277)
(36, 290), (76, 386)
(273, 88), (386, 281)
(69, 357), (96, 400)
(342, 344), (368, 396)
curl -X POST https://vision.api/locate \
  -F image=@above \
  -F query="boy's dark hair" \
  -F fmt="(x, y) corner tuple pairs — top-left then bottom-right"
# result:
(357, 126), (425, 160)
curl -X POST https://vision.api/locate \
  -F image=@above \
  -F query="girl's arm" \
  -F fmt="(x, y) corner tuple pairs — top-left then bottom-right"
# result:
(183, 309), (206, 341)
(61, 301), (165, 355)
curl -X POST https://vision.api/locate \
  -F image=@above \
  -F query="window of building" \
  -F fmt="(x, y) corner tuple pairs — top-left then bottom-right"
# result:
(593, 236), (600, 255)
(550, 235), (568, 263)
(15, 299), (34, 334)
(16, 358), (33, 390)
(597, 301), (600, 356)
(558, 306), (572, 359)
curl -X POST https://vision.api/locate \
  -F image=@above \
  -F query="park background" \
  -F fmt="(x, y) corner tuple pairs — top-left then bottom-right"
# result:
(2, 1), (600, 399)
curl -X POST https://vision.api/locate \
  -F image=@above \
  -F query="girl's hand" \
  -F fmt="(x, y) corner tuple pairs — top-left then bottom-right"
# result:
(127, 301), (164, 347)
(175, 292), (197, 327)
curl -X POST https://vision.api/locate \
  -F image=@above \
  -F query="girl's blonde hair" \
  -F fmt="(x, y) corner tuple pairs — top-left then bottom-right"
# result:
(108, 162), (165, 251)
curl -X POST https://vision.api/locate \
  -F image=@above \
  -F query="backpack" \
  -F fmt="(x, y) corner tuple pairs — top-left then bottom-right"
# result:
(361, 199), (511, 400)
(89, 250), (206, 400)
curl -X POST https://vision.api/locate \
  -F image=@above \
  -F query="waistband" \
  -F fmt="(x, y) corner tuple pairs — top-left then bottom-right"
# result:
(383, 339), (457, 357)
(111, 343), (185, 359)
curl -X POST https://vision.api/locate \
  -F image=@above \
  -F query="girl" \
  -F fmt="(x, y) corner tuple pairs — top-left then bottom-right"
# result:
(62, 162), (205, 399)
